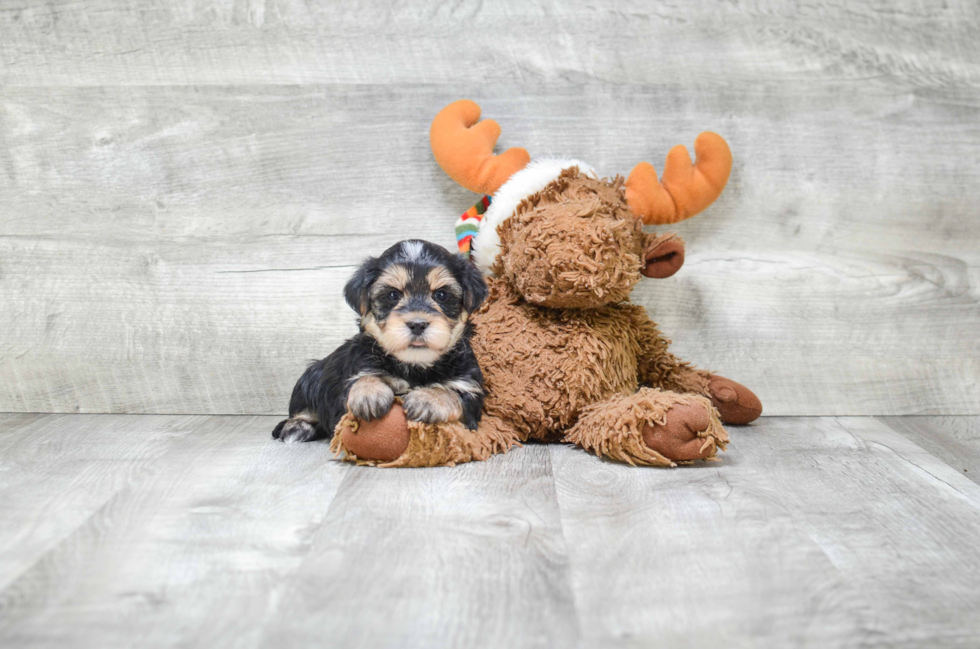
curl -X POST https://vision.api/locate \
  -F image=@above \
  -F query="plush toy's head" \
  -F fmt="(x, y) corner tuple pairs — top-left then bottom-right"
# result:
(431, 100), (732, 309)
(494, 168), (690, 308)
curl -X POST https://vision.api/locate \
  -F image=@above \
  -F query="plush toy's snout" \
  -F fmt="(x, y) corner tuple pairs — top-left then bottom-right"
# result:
(642, 234), (686, 279)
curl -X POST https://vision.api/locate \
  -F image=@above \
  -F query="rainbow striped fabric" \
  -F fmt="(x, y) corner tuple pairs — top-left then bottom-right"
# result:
(455, 195), (492, 257)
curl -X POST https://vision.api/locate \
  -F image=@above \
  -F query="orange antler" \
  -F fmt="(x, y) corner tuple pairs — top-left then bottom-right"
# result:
(430, 100), (531, 195)
(625, 132), (733, 225)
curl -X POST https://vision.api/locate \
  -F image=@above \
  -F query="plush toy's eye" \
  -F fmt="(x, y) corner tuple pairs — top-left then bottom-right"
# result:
(386, 290), (401, 302)
(433, 289), (449, 303)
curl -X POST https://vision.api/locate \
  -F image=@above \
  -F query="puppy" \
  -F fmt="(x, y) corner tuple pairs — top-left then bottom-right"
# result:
(272, 240), (489, 443)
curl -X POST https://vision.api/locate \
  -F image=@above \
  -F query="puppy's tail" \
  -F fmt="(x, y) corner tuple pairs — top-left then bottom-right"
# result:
(271, 419), (288, 440)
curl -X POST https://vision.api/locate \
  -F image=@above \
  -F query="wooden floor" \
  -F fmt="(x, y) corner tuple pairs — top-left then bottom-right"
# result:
(0, 414), (978, 648)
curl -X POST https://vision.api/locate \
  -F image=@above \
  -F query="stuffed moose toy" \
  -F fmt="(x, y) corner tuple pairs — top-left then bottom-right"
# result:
(332, 99), (762, 467)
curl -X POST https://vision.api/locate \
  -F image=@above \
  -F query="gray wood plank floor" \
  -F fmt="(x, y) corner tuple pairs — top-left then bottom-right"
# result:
(2, 414), (979, 648)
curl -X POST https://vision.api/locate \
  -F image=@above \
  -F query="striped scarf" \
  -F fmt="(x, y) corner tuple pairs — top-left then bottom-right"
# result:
(454, 195), (491, 258)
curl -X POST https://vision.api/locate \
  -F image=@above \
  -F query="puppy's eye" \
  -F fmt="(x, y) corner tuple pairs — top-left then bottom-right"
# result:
(386, 290), (400, 302)
(433, 289), (449, 303)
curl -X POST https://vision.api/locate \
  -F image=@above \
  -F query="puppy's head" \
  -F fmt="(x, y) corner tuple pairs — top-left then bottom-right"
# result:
(344, 240), (488, 366)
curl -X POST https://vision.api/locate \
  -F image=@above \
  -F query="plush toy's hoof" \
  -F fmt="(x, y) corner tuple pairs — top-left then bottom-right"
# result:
(641, 402), (719, 462)
(707, 375), (762, 424)
(338, 405), (410, 463)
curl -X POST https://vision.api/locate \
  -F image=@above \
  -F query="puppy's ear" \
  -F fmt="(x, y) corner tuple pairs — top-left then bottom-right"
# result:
(456, 257), (489, 312)
(344, 257), (381, 315)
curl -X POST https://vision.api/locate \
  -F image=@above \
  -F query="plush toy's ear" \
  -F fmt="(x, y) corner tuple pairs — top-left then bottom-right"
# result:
(641, 234), (685, 279)
(344, 257), (381, 315)
(455, 256), (489, 313)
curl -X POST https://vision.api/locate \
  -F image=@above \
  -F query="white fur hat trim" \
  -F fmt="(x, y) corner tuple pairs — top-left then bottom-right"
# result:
(471, 158), (594, 275)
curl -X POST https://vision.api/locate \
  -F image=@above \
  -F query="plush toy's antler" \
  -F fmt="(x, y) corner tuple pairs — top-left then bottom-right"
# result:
(625, 132), (733, 225)
(430, 100), (531, 195)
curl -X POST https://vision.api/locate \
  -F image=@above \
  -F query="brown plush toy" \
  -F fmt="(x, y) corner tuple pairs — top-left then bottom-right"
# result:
(333, 99), (761, 467)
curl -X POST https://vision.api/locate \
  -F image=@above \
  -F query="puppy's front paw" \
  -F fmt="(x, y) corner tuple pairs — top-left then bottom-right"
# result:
(347, 376), (395, 421)
(402, 387), (462, 424)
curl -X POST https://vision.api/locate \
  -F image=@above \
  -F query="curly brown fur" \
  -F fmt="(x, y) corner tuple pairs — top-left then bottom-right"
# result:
(564, 389), (728, 466)
(472, 277), (711, 442)
(425, 103), (759, 468)
(330, 410), (518, 468)
(629, 306), (714, 395)
(463, 169), (739, 466)
(495, 169), (647, 309)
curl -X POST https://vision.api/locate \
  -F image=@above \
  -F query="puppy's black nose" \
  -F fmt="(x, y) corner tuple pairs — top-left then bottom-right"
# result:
(407, 320), (429, 336)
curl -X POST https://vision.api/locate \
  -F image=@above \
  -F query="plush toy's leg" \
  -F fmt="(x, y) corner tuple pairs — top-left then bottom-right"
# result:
(330, 404), (519, 468)
(705, 375), (763, 425)
(564, 388), (728, 466)
(656, 365), (763, 425)
(631, 308), (762, 425)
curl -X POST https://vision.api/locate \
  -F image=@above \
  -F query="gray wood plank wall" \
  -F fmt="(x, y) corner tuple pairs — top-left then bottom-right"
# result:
(1, 1), (978, 416)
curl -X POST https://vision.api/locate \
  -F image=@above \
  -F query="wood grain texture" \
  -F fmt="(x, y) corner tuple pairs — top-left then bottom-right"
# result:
(1, 1), (979, 415)
(880, 416), (980, 484)
(4, 415), (980, 647)
(261, 444), (578, 648)
(2, 1), (979, 88)
(552, 416), (980, 648)
(829, 417), (980, 646)
(0, 415), (349, 647)
(0, 414), (200, 591)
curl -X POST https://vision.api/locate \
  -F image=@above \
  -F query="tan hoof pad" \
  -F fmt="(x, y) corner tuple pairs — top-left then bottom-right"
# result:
(642, 402), (718, 462)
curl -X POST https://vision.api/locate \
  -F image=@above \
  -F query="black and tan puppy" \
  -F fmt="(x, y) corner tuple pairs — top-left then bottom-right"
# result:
(272, 240), (488, 443)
